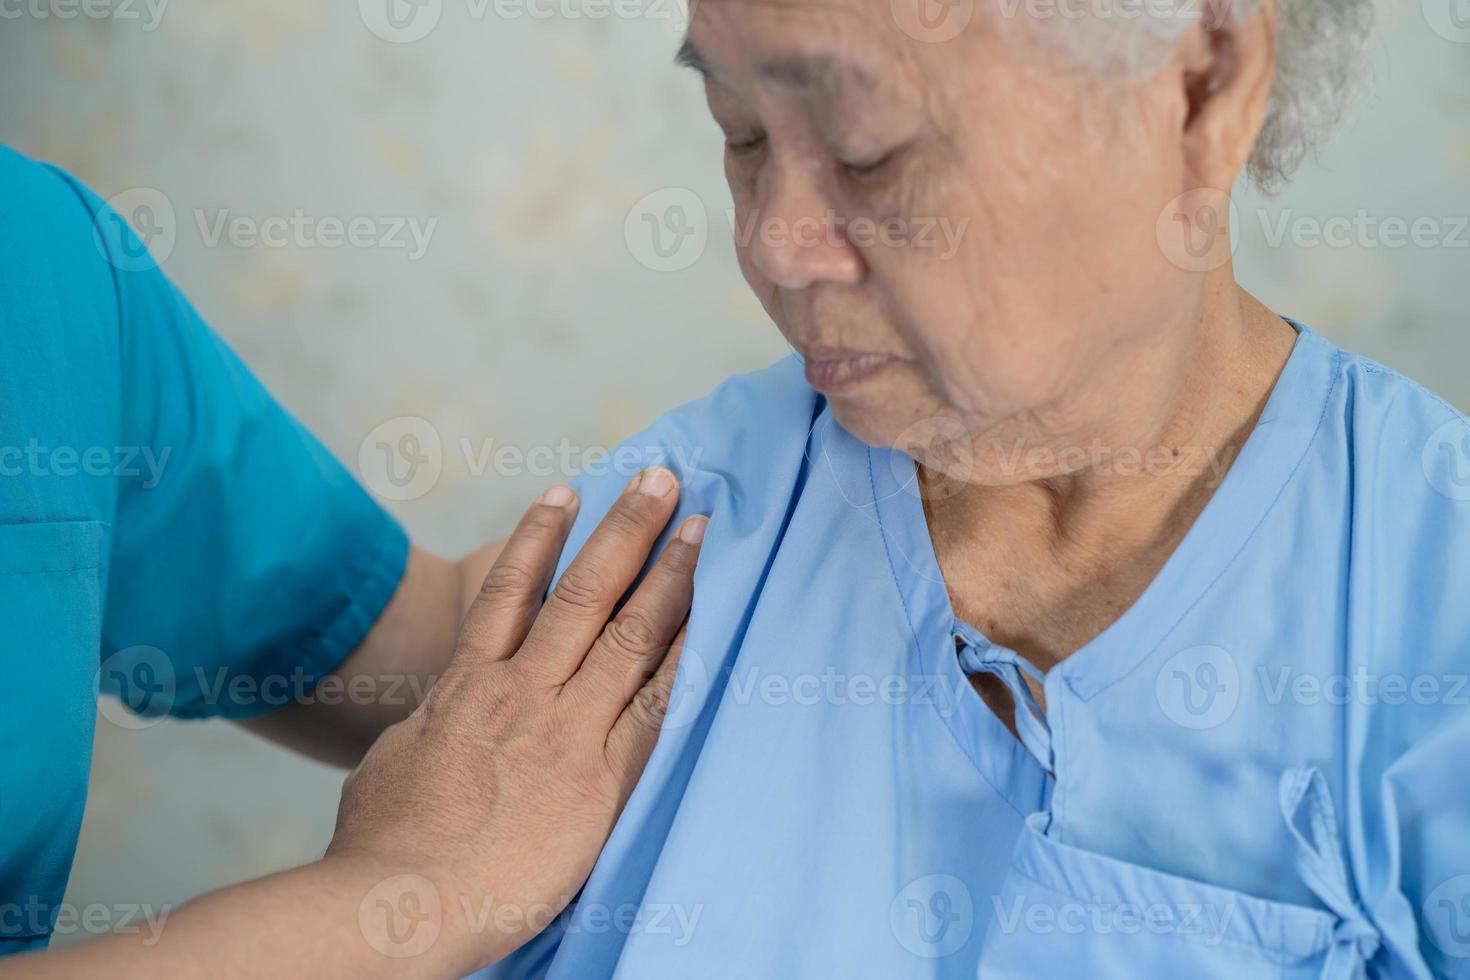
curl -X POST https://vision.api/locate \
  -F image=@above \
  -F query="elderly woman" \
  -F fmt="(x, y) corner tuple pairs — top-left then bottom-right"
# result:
(476, 0), (1466, 977)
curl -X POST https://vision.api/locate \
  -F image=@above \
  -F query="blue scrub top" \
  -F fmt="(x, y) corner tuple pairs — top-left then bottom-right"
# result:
(0, 147), (408, 953)
(475, 324), (1470, 979)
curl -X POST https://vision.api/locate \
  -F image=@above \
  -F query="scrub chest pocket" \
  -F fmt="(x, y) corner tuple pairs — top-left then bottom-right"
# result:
(0, 520), (104, 951)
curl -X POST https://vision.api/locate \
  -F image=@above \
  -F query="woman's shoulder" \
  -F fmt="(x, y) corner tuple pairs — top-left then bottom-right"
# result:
(595, 354), (816, 473)
(646, 354), (817, 452)
(563, 355), (820, 545)
(1312, 337), (1470, 677)
(1327, 342), (1470, 508)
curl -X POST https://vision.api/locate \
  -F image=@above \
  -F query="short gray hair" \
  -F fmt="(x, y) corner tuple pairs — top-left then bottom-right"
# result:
(1007, 0), (1376, 189)
(1247, 0), (1375, 187)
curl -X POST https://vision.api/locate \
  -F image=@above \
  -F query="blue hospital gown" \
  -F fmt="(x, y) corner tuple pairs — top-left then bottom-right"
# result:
(474, 321), (1470, 979)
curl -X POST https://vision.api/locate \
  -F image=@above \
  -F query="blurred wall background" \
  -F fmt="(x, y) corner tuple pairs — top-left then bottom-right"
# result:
(0, 0), (1466, 944)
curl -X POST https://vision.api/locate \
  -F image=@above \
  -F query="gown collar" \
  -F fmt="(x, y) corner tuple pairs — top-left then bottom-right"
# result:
(822, 319), (1340, 798)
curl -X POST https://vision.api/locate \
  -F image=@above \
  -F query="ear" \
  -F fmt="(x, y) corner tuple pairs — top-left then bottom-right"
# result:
(1177, 0), (1277, 189)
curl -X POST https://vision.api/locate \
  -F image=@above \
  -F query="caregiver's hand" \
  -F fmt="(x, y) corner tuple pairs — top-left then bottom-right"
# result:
(329, 467), (703, 972)
(8, 469), (702, 980)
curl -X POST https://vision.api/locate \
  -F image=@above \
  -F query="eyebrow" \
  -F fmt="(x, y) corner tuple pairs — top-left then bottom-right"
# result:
(675, 38), (876, 95)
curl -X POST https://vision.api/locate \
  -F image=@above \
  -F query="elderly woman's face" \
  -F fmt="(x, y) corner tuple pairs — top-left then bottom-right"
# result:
(687, 0), (1212, 474)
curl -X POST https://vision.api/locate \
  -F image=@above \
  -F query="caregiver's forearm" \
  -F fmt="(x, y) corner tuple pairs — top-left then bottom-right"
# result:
(239, 540), (507, 766)
(18, 475), (694, 977)
(1, 853), (500, 979)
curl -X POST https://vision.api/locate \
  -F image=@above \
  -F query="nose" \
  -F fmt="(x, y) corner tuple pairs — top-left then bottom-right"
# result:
(747, 164), (864, 290)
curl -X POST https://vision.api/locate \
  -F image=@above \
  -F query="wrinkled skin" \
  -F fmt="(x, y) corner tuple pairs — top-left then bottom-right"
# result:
(682, 0), (1295, 683)
(687, 0), (1277, 481)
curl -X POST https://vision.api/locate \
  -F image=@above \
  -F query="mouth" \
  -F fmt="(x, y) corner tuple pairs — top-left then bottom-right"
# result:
(801, 349), (898, 394)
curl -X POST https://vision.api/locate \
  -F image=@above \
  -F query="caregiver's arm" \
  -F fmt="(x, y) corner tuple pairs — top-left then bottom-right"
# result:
(6, 477), (704, 979)
(244, 471), (681, 764)
(62, 154), (637, 769)
(236, 534), (519, 766)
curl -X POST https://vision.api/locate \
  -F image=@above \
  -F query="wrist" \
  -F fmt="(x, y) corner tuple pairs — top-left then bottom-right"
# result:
(319, 850), (511, 978)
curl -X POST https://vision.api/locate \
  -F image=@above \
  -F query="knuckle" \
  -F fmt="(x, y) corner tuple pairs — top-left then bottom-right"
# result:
(551, 563), (608, 614)
(630, 684), (671, 727)
(601, 500), (654, 537)
(480, 558), (540, 604)
(602, 609), (661, 656)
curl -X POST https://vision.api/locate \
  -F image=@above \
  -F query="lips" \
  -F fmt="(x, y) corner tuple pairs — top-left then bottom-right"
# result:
(801, 351), (897, 394)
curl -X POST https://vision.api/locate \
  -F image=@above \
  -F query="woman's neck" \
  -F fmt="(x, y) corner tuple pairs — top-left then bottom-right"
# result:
(922, 281), (1298, 675)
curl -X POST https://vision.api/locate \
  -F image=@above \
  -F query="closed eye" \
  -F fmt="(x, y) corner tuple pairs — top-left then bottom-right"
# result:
(841, 147), (902, 177)
(726, 135), (768, 155)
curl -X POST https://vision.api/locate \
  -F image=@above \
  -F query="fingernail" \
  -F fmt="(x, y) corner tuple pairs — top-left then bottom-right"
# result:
(636, 467), (676, 498)
(678, 515), (708, 545)
(539, 484), (576, 507)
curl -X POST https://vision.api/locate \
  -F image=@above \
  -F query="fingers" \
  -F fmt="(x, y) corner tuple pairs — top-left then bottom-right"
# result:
(517, 468), (682, 681)
(453, 485), (579, 670)
(606, 621), (688, 791)
(562, 514), (706, 723)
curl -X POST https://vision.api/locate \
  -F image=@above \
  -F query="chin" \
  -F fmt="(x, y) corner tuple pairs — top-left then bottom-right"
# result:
(823, 397), (911, 452)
